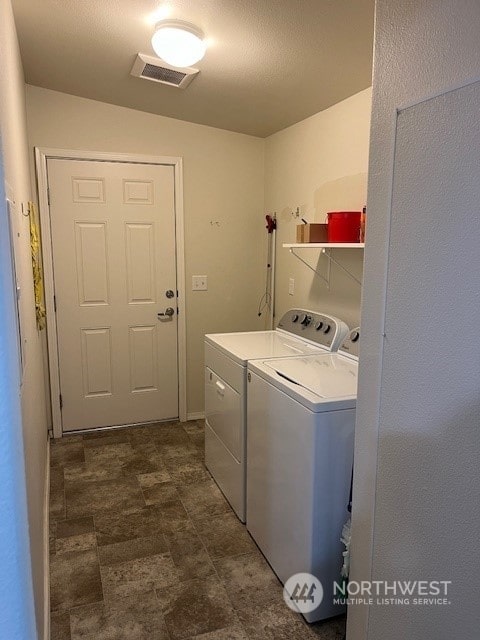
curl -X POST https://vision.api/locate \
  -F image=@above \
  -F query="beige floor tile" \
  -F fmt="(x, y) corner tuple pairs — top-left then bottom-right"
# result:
(50, 422), (342, 640)
(56, 532), (97, 555)
(51, 611), (71, 640)
(65, 476), (145, 518)
(100, 552), (179, 601)
(50, 549), (103, 613)
(94, 506), (179, 546)
(214, 552), (283, 611)
(177, 480), (230, 520)
(165, 528), (216, 581)
(137, 469), (172, 488)
(69, 591), (170, 639)
(194, 513), (257, 559)
(98, 535), (169, 566)
(142, 481), (180, 506)
(156, 575), (235, 640)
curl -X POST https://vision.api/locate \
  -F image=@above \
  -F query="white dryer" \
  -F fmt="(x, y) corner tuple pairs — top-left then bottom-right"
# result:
(246, 328), (360, 622)
(204, 310), (349, 522)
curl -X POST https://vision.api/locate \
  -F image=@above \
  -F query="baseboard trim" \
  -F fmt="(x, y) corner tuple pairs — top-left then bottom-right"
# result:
(186, 412), (205, 421)
(43, 439), (50, 640)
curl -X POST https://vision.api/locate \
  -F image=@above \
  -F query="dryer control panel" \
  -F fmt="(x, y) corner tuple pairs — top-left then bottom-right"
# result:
(276, 309), (349, 352)
(339, 327), (360, 359)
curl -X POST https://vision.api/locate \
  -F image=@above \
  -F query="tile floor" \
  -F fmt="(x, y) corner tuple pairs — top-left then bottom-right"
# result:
(49, 419), (346, 640)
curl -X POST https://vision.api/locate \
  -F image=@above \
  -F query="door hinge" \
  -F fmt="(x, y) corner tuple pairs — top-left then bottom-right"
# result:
(53, 295), (57, 312)
(59, 394), (63, 409)
(47, 187), (50, 206)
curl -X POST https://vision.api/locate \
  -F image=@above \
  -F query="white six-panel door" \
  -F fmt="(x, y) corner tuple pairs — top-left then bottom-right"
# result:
(47, 159), (178, 431)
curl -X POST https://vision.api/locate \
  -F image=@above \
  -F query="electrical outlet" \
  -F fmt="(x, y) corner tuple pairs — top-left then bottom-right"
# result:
(192, 275), (208, 291)
(288, 278), (295, 296)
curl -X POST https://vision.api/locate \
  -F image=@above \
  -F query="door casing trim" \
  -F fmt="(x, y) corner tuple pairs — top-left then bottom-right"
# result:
(35, 147), (187, 438)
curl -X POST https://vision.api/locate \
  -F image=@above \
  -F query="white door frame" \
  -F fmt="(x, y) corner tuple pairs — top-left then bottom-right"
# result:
(35, 147), (187, 438)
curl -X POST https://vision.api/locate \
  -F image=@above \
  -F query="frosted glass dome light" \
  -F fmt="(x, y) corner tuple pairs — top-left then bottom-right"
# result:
(151, 20), (206, 68)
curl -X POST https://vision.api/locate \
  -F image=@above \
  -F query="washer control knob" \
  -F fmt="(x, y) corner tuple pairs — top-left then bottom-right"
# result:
(323, 323), (331, 334)
(291, 314), (299, 323)
(300, 314), (311, 326)
(314, 321), (324, 331)
(351, 330), (360, 342)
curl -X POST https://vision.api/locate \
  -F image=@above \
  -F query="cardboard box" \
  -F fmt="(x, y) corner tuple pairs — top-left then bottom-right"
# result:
(296, 223), (328, 243)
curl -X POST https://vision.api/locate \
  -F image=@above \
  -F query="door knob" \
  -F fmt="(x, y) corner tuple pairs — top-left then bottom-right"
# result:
(158, 307), (175, 318)
(165, 289), (175, 298)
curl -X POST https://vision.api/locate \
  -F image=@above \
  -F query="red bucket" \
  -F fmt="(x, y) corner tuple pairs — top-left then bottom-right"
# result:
(327, 211), (362, 243)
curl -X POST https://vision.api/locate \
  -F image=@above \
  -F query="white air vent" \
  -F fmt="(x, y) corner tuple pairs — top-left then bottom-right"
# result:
(131, 53), (199, 89)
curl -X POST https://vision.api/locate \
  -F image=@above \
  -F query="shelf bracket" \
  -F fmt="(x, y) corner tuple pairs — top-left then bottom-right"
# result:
(289, 247), (362, 287)
(289, 248), (331, 288)
(322, 248), (362, 286)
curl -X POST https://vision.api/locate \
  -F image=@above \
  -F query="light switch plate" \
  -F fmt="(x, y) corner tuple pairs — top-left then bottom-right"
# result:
(288, 278), (295, 296)
(192, 275), (208, 291)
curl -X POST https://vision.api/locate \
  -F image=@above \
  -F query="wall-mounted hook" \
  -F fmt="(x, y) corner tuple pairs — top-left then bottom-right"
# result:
(265, 213), (277, 233)
(291, 207), (300, 219)
(210, 220), (220, 227)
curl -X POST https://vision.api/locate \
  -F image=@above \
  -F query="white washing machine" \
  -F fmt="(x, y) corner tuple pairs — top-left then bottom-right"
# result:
(246, 328), (360, 622)
(204, 310), (349, 522)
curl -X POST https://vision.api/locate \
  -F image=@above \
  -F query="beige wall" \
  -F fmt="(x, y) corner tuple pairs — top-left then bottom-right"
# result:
(265, 88), (371, 329)
(25, 85), (266, 415)
(0, 2), (48, 637)
(25, 85), (372, 415)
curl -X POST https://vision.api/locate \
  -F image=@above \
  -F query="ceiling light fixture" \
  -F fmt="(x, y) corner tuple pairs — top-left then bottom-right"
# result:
(151, 19), (207, 68)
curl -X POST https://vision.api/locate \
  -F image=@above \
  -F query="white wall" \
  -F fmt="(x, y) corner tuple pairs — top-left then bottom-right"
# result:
(265, 88), (371, 329)
(0, 1), (48, 637)
(25, 86), (265, 415)
(349, 1), (480, 639)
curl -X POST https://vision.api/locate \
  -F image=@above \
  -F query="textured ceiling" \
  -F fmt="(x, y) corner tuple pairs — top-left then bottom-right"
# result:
(12, 0), (374, 137)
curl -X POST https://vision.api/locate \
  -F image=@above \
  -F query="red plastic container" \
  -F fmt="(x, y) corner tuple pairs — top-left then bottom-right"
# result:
(327, 211), (362, 243)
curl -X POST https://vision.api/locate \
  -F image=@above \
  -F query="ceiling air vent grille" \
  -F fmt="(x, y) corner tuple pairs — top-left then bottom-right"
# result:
(131, 53), (199, 89)
(142, 63), (187, 85)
